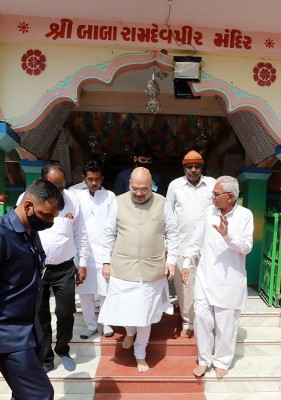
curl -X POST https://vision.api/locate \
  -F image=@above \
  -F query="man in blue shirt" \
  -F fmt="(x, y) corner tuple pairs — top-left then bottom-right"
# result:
(0, 179), (64, 400)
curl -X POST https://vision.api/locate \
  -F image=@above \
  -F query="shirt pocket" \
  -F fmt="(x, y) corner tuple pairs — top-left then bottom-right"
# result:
(53, 216), (74, 237)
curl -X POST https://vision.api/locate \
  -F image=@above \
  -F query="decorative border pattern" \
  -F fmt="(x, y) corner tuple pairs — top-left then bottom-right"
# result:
(192, 75), (281, 142)
(6, 50), (281, 143)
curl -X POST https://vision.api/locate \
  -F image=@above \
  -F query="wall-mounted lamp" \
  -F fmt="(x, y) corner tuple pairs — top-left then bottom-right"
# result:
(172, 56), (202, 100)
(173, 56), (202, 81)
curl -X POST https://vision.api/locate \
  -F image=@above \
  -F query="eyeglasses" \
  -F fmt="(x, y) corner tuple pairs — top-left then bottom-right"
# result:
(131, 186), (149, 193)
(212, 191), (231, 197)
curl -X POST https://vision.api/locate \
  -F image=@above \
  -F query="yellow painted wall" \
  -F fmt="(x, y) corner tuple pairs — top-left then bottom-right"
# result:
(0, 42), (133, 119)
(1, 42), (281, 122)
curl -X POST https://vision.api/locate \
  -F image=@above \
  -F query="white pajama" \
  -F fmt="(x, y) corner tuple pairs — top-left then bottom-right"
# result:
(173, 256), (196, 329)
(125, 325), (152, 359)
(79, 294), (98, 331)
(79, 294), (106, 331)
(194, 296), (240, 370)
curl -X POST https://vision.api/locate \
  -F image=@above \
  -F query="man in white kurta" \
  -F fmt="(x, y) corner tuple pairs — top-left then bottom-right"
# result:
(75, 161), (116, 339)
(166, 150), (216, 338)
(181, 176), (253, 379)
(99, 167), (178, 372)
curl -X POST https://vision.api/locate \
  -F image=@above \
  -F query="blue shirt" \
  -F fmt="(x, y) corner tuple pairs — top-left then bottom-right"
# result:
(0, 208), (44, 353)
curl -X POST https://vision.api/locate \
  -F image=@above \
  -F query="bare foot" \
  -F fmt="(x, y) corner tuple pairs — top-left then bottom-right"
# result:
(214, 367), (228, 379)
(122, 334), (135, 349)
(136, 359), (149, 372)
(193, 365), (207, 377)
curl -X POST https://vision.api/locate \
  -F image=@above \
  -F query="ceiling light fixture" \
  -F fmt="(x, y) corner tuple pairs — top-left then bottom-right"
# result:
(145, 72), (161, 114)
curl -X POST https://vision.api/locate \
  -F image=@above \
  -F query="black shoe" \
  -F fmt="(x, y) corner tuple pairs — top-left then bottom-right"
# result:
(80, 328), (98, 339)
(43, 362), (54, 373)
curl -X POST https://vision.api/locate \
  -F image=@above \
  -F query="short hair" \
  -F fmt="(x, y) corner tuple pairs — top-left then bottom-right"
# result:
(41, 162), (66, 179)
(82, 160), (104, 176)
(134, 143), (153, 157)
(24, 179), (65, 210)
(217, 176), (239, 199)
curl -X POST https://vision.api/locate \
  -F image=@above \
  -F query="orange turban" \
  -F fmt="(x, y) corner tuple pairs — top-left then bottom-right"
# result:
(182, 150), (204, 165)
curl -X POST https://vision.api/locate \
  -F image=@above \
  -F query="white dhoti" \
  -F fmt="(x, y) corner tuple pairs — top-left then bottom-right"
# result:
(98, 275), (173, 327)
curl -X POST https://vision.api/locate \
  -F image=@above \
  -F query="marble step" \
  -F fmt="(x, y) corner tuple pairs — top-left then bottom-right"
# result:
(95, 394), (205, 400)
(236, 326), (281, 356)
(1, 324), (280, 394)
(206, 394), (281, 400)
(47, 319), (281, 359)
(70, 303), (281, 328)
(0, 351), (99, 395)
(204, 355), (281, 393)
(0, 396), (94, 400)
(97, 325), (281, 357)
(0, 395), (206, 400)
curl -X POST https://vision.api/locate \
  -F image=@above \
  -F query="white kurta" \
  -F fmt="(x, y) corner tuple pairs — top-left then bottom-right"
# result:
(75, 188), (116, 295)
(98, 199), (178, 327)
(183, 203), (254, 310)
(17, 189), (88, 266)
(38, 189), (88, 266)
(166, 175), (216, 255)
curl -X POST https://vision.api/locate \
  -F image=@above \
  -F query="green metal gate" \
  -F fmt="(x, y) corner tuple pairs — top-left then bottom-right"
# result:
(259, 213), (281, 307)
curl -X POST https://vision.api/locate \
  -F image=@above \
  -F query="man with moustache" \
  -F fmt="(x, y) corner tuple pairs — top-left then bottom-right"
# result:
(166, 150), (216, 338)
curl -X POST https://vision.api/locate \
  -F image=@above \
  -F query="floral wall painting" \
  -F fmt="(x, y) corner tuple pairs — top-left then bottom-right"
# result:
(21, 49), (46, 75)
(253, 62), (277, 87)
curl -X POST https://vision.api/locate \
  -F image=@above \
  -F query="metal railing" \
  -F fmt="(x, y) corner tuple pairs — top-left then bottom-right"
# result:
(259, 213), (281, 307)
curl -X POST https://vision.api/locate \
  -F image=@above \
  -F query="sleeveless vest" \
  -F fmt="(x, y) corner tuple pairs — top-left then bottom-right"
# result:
(110, 192), (166, 282)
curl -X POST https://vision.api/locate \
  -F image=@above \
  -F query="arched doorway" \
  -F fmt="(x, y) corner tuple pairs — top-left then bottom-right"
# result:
(9, 50), (280, 191)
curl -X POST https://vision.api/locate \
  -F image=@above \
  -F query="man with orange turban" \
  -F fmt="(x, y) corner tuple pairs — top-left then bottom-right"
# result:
(166, 150), (216, 338)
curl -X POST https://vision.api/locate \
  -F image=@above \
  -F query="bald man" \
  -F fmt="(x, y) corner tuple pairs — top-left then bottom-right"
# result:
(99, 167), (178, 372)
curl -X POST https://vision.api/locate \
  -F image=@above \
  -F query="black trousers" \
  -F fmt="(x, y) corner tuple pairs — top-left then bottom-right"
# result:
(0, 348), (54, 400)
(38, 260), (76, 367)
